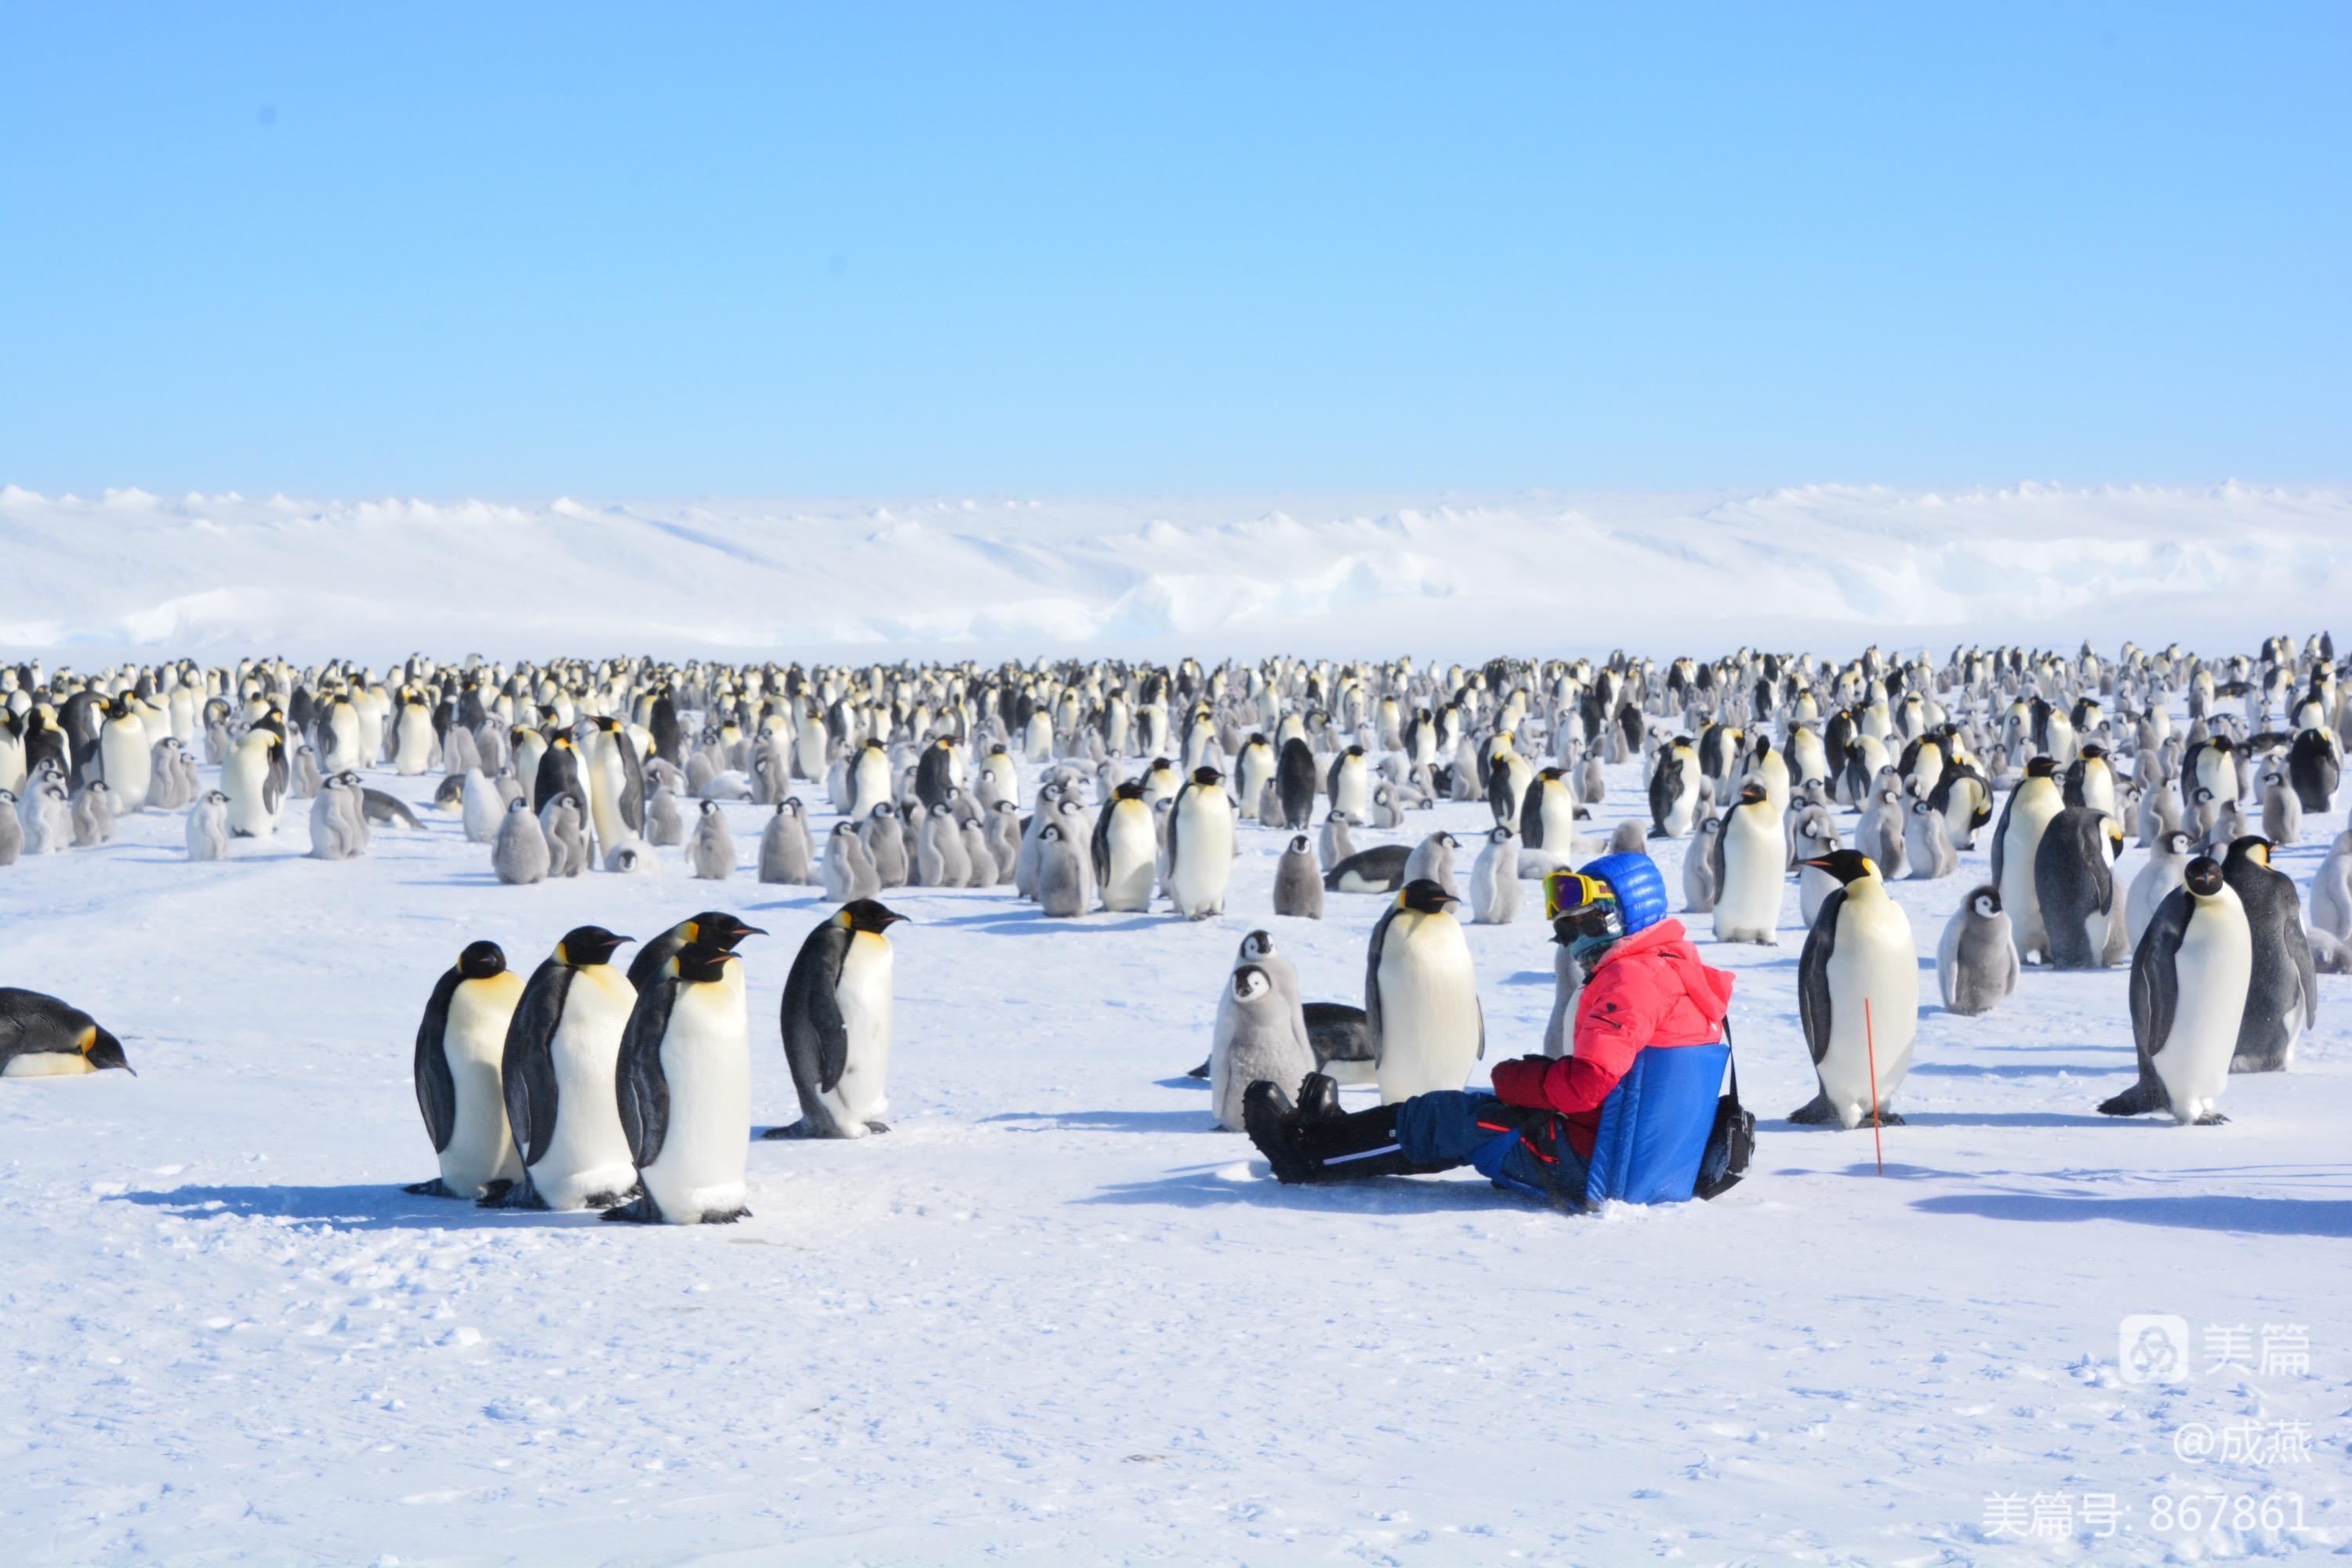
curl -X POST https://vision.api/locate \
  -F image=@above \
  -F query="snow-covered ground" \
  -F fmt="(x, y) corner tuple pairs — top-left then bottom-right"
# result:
(3, 710), (2345, 1563)
(5, 483), (2350, 664)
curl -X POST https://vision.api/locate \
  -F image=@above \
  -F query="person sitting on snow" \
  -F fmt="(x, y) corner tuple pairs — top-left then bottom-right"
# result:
(1243, 852), (1735, 1203)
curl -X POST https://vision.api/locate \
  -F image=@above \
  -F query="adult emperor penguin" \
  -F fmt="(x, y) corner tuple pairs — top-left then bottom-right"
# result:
(2287, 728), (2339, 812)
(1365, 878), (1483, 1105)
(2035, 806), (2129, 970)
(1991, 756), (2066, 964)
(1711, 780), (1786, 944)
(2098, 857), (2252, 1123)
(403, 940), (526, 1200)
(626, 910), (766, 993)
(1163, 766), (1236, 920)
(606, 939), (757, 1224)
(1271, 833), (1323, 919)
(1275, 737), (1318, 829)
(1927, 762), (1994, 851)
(1327, 745), (1371, 822)
(768, 899), (908, 1139)
(1210, 956), (1316, 1131)
(1091, 779), (1158, 913)
(1233, 734), (1276, 822)
(583, 716), (647, 849)
(848, 739), (893, 820)
(221, 727), (285, 837)
(0, 988), (132, 1076)
(489, 925), (640, 1210)
(1937, 885), (2018, 1016)
(2310, 829), (2352, 942)
(97, 696), (153, 812)
(2218, 836), (2318, 1073)
(1646, 738), (1700, 838)
(1789, 851), (1918, 1127)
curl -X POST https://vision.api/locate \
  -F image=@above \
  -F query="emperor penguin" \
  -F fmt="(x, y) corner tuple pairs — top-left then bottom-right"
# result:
(391, 691), (436, 775)
(605, 940), (757, 1224)
(0, 790), (21, 865)
(489, 925), (640, 1210)
(1711, 781), (1786, 944)
(2286, 728), (2339, 813)
(185, 789), (231, 861)
(221, 728), (285, 837)
(1519, 768), (1582, 857)
(759, 800), (814, 884)
(626, 910), (766, 993)
(1646, 739), (1700, 838)
(2218, 836), (2318, 1074)
(1092, 780), (1157, 913)
(1682, 816), (1721, 912)
(403, 940), (527, 1200)
(2035, 806), (2129, 970)
(1365, 878), (1483, 1105)
(2127, 828), (2194, 952)
(2308, 828), (2352, 942)
(824, 820), (881, 902)
(1163, 766), (1236, 920)
(1036, 823), (1089, 916)
(1210, 962), (1318, 1131)
(96, 696), (153, 812)
(492, 797), (551, 884)
(768, 899), (908, 1139)
(1273, 738), (1318, 829)
(849, 739), (893, 819)
(1789, 851), (1918, 1127)
(1401, 829), (1459, 890)
(1991, 756), (2066, 964)
(1468, 826), (1521, 924)
(1233, 735), (1276, 822)
(309, 775), (366, 860)
(1327, 745), (1371, 822)
(861, 802), (910, 888)
(1319, 810), (1356, 871)
(2259, 767), (2301, 847)
(1902, 797), (1958, 880)
(0, 987), (132, 1077)
(583, 717), (648, 848)
(1937, 885), (2018, 1016)
(2098, 857), (2252, 1123)
(1854, 780), (1907, 880)
(461, 768), (507, 843)
(1271, 833), (1323, 919)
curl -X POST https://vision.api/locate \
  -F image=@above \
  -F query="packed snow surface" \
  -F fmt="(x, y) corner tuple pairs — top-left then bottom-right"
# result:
(3, 714), (2346, 1563)
(5, 482), (2350, 662)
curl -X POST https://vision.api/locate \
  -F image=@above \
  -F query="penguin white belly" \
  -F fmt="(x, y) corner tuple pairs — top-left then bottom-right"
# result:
(531, 968), (638, 1207)
(1166, 800), (1235, 916)
(1998, 793), (2062, 961)
(100, 722), (152, 811)
(2157, 914), (2252, 1123)
(1715, 813), (1784, 943)
(393, 710), (435, 775)
(437, 979), (524, 1197)
(851, 754), (891, 816)
(1816, 910), (1918, 1127)
(1537, 792), (1578, 850)
(324, 708), (364, 772)
(640, 991), (752, 1221)
(1374, 920), (1480, 1104)
(1662, 772), (1698, 836)
(223, 747), (276, 837)
(3, 1052), (95, 1077)
(588, 750), (629, 848)
(825, 938), (896, 1131)
(1332, 767), (1367, 822)
(1102, 813), (1156, 911)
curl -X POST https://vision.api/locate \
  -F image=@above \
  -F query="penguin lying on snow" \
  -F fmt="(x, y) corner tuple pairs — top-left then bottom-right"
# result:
(0, 988), (132, 1077)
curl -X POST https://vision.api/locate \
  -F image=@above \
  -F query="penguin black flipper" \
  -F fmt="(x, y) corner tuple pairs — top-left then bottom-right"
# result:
(412, 967), (463, 1156)
(1323, 844), (1409, 892)
(2102, 892), (2183, 1116)
(1090, 797), (1113, 889)
(1797, 886), (1842, 1067)
(501, 960), (574, 1171)
(617, 728), (648, 832)
(2060, 757), (2086, 808)
(1987, 785), (2019, 891)
(781, 921), (855, 1094)
(1185, 1058), (1210, 1079)
(616, 978), (677, 1171)
(1519, 775), (1546, 849)
(1708, 806), (1729, 895)
(1363, 904), (1396, 1061)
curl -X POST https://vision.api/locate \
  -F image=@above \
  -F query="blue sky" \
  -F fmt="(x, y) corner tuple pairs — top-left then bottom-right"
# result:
(2, 3), (2343, 498)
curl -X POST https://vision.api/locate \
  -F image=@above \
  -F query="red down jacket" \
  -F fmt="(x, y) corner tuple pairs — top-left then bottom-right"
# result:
(1487, 916), (1736, 1159)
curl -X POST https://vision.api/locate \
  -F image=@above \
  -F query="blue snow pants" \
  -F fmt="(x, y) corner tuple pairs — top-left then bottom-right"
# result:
(1396, 1091), (1591, 1204)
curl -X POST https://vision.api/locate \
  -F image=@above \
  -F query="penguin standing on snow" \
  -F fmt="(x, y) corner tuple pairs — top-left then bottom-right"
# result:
(1092, 780), (1158, 913)
(185, 789), (230, 861)
(0, 988), (132, 1077)
(1036, 823), (1089, 916)
(97, 696), (154, 812)
(2034, 806), (2129, 970)
(1682, 816), (1721, 913)
(606, 939), (757, 1225)
(2218, 836), (2318, 1074)
(769, 899), (908, 1139)
(1275, 738), (1318, 829)
(1366, 878), (1483, 1104)
(1711, 781), (1785, 944)
(626, 910), (766, 993)
(1991, 756), (2065, 964)
(2099, 857), (2252, 1124)
(1209, 963), (1317, 1132)
(1163, 766), (1236, 919)
(404, 940), (526, 1200)
(689, 800), (735, 880)
(2127, 828), (2194, 951)
(1936, 885), (2018, 1017)
(1790, 851), (1918, 1127)
(1468, 826), (1521, 924)
(488, 925), (639, 1210)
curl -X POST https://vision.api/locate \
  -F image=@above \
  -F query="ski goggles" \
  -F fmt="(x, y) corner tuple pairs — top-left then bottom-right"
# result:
(1543, 869), (1618, 928)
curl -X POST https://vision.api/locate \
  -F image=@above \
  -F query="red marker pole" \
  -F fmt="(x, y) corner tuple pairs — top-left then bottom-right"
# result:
(1864, 996), (1883, 1174)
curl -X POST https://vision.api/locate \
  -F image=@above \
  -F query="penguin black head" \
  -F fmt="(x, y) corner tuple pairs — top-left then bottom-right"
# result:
(1396, 878), (1460, 916)
(1114, 780), (1145, 801)
(687, 912), (767, 949)
(456, 940), (506, 981)
(2081, 742), (2107, 760)
(838, 899), (909, 935)
(2184, 856), (2228, 898)
(1288, 834), (1311, 852)
(1231, 963), (1273, 1003)
(1802, 849), (1878, 885)
(1240, 929), (1276, 960)
(1190, 766), (1222, 786)
(2223, 835), (2274, 872)
(555, 926), (631, 967)
(1967, 884), (2002, 918)
(1737, 780), (1767, 805)
(672, 940), (739, 984)
(83, 1024), (132, 1075)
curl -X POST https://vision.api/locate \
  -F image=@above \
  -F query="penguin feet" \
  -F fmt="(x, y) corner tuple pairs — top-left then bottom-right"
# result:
(2096, 1081), (2165, 1117)
(475, 1178), (547, 1210)
(584, 1185), (640, 1210)
(1873, 1108), (1907, 1127)
(699, 1206), (751, 1224)
(1185, 1058), (1211, 1080)
(760, 1120), (814, 1140)
(2194, 1112), (2232, 1127)
(865, 1120), (891, 1134)
(402, 1178), (457, 1199)
(600, 1194), (663, 1224)
(1784, 1092), (1839, 1125)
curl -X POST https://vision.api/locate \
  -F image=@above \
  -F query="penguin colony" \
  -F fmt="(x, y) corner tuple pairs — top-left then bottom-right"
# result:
(2, 635), (2343, 1210)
